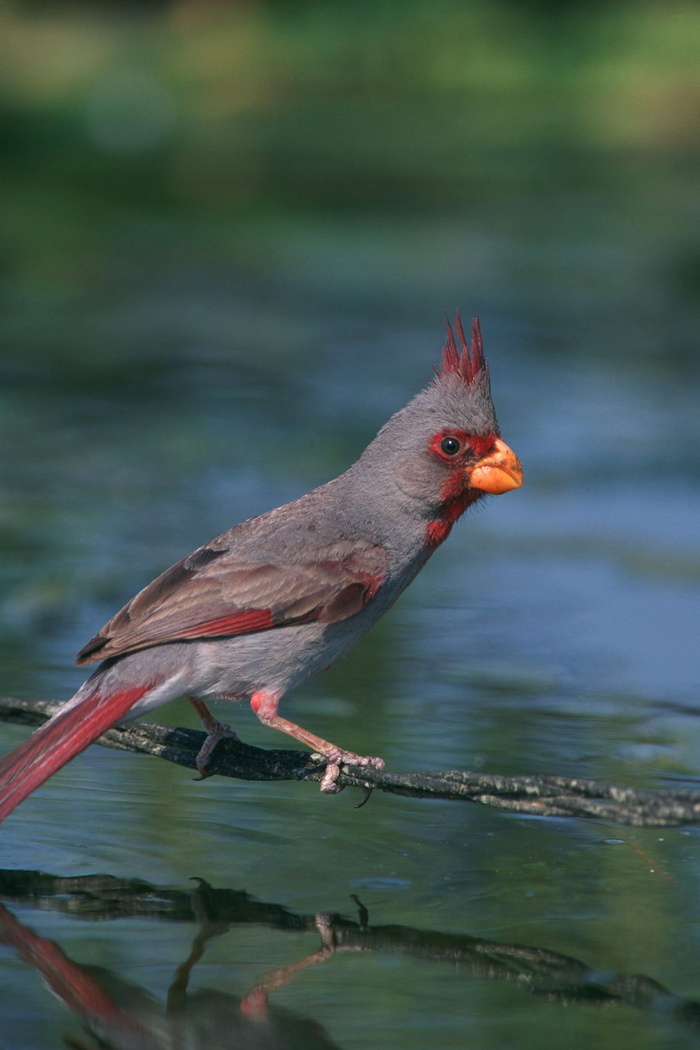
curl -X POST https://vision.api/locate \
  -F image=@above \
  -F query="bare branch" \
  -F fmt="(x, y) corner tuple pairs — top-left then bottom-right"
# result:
(1, 696), (700, 827)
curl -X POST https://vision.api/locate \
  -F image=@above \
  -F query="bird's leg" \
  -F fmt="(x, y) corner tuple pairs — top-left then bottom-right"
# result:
(188, 697), (239, 779)
(250, 691), (384, 794)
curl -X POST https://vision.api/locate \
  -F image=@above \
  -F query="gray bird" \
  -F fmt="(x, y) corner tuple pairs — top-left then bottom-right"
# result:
(0, 316), (522, 822)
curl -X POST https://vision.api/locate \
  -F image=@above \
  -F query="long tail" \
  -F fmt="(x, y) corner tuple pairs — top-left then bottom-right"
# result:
(0, 684), (153, 824)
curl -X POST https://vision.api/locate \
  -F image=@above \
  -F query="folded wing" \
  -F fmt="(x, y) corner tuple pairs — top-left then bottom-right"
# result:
(76, 541), (388, 665)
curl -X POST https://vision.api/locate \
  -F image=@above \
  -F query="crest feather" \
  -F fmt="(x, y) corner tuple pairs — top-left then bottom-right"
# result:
(437, 313), (487, 387)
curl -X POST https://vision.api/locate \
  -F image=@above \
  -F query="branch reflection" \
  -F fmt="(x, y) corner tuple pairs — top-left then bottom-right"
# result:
(0, 869), (698, 1049)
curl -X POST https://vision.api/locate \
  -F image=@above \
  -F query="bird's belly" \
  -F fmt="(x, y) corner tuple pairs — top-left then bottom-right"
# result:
(187, 554), (426, 702)
(187, 617), (371, 702)
(94, 558), (422, 719)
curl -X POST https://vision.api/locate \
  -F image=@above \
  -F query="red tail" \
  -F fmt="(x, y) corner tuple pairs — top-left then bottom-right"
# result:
(0, 685), (152, 823)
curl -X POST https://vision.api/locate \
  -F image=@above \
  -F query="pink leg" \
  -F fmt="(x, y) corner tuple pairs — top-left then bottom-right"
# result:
(189, 697), (239, 778)
(250, 691), (384, 794)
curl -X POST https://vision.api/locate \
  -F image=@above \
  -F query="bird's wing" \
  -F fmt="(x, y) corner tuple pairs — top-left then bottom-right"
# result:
(76, 541), (388, 665)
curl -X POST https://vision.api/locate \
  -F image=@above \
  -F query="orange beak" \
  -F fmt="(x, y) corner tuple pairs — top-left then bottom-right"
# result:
(468, 437), (523, 495)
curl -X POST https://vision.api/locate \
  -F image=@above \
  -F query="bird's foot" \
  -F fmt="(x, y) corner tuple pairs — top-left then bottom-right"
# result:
(311, 748), (385, 794)
(188, 696), (240, 779)
(247, 699), (384, 801)
(193, 716), (240, 780)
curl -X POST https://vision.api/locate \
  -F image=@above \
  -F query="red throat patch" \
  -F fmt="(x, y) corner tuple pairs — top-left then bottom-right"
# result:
(425, 426), (496, 549)
(425, 489), (483, 548)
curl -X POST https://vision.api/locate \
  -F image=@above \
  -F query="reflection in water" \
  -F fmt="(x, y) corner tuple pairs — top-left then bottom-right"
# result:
(1, 869), (699, 1049)
(0, 891), (340, 1050)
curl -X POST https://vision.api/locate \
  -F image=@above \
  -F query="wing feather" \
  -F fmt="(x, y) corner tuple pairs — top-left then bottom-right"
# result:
(76, 542), (388, 665)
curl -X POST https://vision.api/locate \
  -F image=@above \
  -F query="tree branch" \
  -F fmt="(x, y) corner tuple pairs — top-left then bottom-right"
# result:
(2, 695), (700, 827)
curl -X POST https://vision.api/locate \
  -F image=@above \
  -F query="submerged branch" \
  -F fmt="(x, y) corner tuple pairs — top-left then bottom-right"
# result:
(1, 695), (700, 827)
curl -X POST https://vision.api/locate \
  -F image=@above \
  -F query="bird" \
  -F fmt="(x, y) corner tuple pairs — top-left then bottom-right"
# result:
(0, 316), (522, 822)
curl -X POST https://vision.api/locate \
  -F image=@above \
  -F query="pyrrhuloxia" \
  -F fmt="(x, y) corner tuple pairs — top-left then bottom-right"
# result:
(0, 316), (522, 822)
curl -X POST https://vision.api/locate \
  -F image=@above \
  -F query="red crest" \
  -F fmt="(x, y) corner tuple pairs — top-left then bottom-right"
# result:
(436, 313), (487, 386)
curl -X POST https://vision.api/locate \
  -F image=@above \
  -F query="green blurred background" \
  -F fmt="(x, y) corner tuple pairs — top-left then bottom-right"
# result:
(2, 0), (700, 351)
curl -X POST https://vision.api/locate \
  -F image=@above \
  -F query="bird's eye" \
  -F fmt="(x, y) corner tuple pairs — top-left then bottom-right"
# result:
(439, 436), (462, 456)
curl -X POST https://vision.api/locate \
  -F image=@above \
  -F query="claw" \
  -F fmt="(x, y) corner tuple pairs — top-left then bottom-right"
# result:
(311, 748), (384, 795)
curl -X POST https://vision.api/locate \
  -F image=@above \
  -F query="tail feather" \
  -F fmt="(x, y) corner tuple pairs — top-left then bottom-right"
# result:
(0, 685), (153, 824)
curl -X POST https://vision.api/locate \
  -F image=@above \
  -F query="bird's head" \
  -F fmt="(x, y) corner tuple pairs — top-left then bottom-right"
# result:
(358, 315), (523, 548)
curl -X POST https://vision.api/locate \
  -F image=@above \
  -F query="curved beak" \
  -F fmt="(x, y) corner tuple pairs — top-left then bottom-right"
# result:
(468, 437), (523, 495)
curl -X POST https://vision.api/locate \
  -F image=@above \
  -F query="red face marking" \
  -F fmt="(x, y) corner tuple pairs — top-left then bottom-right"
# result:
(429, 428), (495, 463)
(425, 428), (497, 549)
